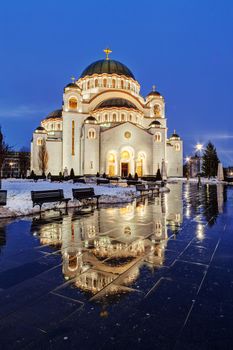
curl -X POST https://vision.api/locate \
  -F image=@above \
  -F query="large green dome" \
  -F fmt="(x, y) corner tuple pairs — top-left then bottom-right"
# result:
(80, 59), (135, 80)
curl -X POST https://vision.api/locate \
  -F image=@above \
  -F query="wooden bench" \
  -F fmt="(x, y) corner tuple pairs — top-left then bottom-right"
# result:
(31, 189), (70, 211)
(96, 178), (110, 185)
(73, 178), (86, 184)
(0, 190), (7, 206)
(72, 188), (100, 207)
(127, 180), (142, 186)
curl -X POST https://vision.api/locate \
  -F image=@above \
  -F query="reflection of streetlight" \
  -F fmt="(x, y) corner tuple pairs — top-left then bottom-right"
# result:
(195, 143), (203, 175)
(9, 162), (13, 178)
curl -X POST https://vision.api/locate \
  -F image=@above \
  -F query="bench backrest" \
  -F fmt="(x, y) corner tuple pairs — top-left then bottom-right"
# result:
(97, 178), (110, 183)
(136, 184), (146, 191)
(31, 189), (64, 201)
(0, 190), (7, 205)
(72, 188), (95, 199)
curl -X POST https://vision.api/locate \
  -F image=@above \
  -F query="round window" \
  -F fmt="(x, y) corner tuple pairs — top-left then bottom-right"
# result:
(124, 131), (131, 139)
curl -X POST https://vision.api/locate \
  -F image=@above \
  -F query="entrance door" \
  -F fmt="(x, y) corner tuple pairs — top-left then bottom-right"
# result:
(121, 163), (129, 177)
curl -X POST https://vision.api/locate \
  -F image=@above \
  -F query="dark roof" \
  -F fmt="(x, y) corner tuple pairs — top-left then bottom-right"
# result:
(170, 132), (180, 138)
(84, 116), (97, 124)
(149, 120), (161, 127)
(95, 98), (137, 110)
(65, 83), (79, 89)
(45, 109), (63, 120)
(147, 90), (161, 97)
(80, 59), (135, 80)
(36, 126), (45, 130)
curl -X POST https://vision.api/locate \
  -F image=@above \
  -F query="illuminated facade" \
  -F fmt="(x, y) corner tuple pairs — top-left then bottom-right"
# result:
(31, 49), (183, 177)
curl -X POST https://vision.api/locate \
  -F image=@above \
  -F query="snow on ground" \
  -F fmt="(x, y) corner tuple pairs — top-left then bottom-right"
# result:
(0, 179), (136, 218)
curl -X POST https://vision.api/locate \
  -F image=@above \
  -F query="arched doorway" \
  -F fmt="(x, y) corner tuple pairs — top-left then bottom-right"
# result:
(107, 153), (116, 176)
(136, 153), (145, 177)
(120, 150), (130, 177)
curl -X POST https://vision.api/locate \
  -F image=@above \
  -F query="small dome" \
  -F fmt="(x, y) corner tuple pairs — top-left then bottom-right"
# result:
(84, 116), (97, 124)
(65, 83), (79, 89)
(147, 90), (161, 97)
(149, 120), (161, 128)
(170, 130), (180, 139)
(95, 98), (137, 110)
(35, 126), (46, 133)
(45, 109), (62, 120)
(80, 59), (135, 80)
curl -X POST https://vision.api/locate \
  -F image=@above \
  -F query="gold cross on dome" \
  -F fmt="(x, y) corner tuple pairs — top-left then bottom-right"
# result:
(152, 85), (156, 92)
(71, 76), (75, 83)
(103, 48), (112, 60)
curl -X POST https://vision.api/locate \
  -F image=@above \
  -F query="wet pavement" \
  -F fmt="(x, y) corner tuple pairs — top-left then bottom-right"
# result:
(0, 183), (232, 349)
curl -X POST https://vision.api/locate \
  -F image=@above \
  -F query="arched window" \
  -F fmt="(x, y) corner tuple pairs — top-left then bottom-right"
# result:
(121, 114), (125, 122)
(87, 81), (90, 89)
(112, 79), (116, 88)
(95, 80), (98, 88)
(69, 97), (78, 109)
(129, 114), (133, 122)
(175, 143), (180, 151)
(105, 114), (108, 122)
(103, 78), (107, 88)
(88, 128), (96, 139)
(155, 132), (162, 142)
(112, 113), (117, 122)
(37, 138), (43, 146)
(57, 124), (61, 130)
(121, 80), (124, 89)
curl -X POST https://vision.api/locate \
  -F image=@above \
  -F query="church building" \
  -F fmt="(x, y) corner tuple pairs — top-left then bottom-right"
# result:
(31, 49), (183, 177)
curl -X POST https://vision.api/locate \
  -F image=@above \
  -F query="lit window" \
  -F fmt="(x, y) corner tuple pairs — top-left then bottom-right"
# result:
(121, 80), (124, 89)
(105, 114), (108, 122)
(69, 97), (78, 110)
(88, 128), (96, 139)
(112, 114), (116, 122)
(37, 138), (43, 146)
(112, 79), (116, 88)
(175, 143), (180, 151)
(95, 80), (98, 87)
(121, 114), (125, 121)
(155, 132), (162, 142)
(129, 114), (132, 122)
(103, 79), (107, 88)
(57, 124), (61, 130)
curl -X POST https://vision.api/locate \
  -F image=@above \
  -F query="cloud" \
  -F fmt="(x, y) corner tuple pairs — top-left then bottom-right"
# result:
(0, 105), (49, 119)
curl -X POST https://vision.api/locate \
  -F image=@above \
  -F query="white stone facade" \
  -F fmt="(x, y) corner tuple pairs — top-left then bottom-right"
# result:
(31, 56), (183, 177)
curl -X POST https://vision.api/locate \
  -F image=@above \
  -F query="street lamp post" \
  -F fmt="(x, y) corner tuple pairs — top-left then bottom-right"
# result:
(9, 162), (13, 178)
(195, 143), (203, 175)
(0, 128), (2, 189)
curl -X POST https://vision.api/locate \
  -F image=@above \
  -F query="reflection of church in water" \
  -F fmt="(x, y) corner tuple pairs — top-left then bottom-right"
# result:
(32, 184), (183, 298)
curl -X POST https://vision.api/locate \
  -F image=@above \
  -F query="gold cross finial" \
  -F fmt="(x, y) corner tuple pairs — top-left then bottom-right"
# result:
(71, 76), (75, 83)
(152, 85), (156, 92)
(103, 47), (112, 60)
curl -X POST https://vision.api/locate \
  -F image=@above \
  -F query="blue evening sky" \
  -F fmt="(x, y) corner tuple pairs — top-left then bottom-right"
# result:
(0, 0), (233, 165)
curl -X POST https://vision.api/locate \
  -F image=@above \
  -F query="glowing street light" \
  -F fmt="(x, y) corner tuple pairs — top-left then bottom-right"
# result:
(185, 156), (190, 163)
(195, 143), (203, 178)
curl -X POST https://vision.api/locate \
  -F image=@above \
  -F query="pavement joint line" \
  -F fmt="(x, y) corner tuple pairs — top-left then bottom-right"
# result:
(49, 290), (84, 306)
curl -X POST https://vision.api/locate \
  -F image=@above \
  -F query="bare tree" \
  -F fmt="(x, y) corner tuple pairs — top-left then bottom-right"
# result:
(19, 147), (30, 178)
(38, 139), (48, 175)
(0, 127), (10, 189)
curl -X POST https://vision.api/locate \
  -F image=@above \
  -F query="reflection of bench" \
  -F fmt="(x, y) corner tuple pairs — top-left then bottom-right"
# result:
(136, 184), (150, 195)
(72, 188), (100, 207)
(96, 178), (110, 185)
(31, 189), (70, 211)
(148, 183), (159, 194)
(0, 190), (7, 206)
